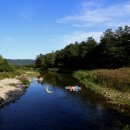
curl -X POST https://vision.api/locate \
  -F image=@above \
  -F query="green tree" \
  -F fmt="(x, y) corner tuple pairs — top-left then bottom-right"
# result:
(0, 55), (14, 72)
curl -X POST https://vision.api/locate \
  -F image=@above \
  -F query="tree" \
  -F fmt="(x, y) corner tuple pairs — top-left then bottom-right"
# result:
(46, 52), (56, 68)
(0, 55), (14, 72)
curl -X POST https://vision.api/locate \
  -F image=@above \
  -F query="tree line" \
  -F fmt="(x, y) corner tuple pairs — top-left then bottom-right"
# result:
(35, 26), (130, 71)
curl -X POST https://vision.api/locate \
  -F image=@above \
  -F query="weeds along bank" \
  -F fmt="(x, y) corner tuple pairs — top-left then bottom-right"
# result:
(73, 68), (130, 107)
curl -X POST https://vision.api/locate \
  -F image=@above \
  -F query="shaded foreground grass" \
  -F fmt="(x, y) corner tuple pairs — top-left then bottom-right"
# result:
(73, 68), (130, 107)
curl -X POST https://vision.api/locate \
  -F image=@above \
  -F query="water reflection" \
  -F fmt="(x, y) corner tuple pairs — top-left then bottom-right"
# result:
(39, 73), (107, 108)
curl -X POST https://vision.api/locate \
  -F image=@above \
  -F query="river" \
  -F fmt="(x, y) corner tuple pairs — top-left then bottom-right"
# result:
(0, 72), (130, 130)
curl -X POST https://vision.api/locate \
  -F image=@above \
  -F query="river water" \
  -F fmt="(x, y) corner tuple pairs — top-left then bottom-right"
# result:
(0, 73), (130, 130)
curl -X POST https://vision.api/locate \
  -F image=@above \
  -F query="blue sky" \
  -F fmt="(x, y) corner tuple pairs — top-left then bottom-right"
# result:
(0, 0), (130, 59)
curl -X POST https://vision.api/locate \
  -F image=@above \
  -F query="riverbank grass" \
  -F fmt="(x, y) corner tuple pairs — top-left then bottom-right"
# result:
(73, 68), (130, 106)
(0, 68), (40, 87)
(0, 68), (40, 80)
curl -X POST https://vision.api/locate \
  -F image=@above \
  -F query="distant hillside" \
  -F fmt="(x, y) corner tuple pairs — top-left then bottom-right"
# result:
(7, 59), (35, 65)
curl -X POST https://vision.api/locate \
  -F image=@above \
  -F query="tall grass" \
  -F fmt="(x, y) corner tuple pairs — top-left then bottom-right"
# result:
(0, 68), (40, 80)
(73, 68), (130, 107)
(0, 71), (21, 80)
(74, 68), (130, 91)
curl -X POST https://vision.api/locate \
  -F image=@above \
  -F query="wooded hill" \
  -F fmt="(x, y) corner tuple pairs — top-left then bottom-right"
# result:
(7, 59), (35, 66)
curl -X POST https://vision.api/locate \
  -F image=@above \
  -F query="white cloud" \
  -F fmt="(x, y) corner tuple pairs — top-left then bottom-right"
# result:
(48, 31), (102, 51)
(57, 0), (130, 27)
(73, 23), (93, 27)
(61, 31), (102, 43)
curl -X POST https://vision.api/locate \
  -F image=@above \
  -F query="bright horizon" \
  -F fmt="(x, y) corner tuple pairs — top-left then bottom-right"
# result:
(0, 0), (130, 59)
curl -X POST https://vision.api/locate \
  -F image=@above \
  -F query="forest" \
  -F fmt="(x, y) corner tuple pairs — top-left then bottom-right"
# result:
(35, 26), (130, 71)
